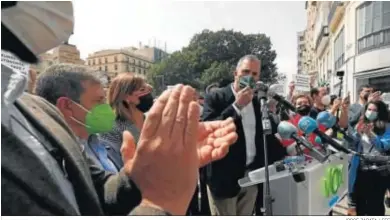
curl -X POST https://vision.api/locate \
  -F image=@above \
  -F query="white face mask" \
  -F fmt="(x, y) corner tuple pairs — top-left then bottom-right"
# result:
(365, 110), (378, 121)
(321, 95), (331, 106)
(1, 1), (74, 56)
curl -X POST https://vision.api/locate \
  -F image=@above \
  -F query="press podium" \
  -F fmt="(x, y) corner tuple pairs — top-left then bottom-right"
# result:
(238, 152), (349, 215)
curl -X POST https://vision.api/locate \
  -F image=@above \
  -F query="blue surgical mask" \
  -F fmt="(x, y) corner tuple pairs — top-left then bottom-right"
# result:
(365, 110), (378, 121)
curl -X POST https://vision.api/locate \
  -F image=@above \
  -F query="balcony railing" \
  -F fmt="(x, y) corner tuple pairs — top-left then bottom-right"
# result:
(328, 1), (344, 24)
(357, 28), (390, 54)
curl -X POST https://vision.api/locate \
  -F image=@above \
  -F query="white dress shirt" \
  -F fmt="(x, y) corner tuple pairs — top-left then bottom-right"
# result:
(231, 85), (257, 166)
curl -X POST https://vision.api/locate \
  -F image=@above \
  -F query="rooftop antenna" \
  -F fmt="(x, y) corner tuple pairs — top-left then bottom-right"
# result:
(164, 41), (167, 53)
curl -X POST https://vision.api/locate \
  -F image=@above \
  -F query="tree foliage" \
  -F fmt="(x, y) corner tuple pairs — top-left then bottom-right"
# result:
(147, 29), (280, 93)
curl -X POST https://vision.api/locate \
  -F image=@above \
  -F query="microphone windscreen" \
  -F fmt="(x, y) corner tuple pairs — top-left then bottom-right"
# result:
(277, 121), (298, 139)
(298, 116), (318, 134)
(316, 111), (336, 128)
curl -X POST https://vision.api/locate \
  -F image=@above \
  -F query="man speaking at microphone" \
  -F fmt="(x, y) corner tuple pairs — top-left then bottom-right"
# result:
(201, 55), (286, 216)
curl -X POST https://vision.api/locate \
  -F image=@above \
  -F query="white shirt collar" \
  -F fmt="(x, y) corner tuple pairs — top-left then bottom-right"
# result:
(231, 83), (237, 96)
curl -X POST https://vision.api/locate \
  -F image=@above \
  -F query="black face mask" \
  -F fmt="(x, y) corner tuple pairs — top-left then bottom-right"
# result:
(296, 105), (311, 116)
(136, 93), (154, 113)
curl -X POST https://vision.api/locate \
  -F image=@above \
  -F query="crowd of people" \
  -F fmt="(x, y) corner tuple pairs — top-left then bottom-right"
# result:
(2, 1), (390, 216)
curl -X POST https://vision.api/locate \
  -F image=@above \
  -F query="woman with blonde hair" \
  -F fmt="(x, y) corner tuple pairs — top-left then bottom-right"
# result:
(99, 73), (153, 158)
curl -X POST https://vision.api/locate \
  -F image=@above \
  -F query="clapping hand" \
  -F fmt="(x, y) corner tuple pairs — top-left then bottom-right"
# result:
(122, 85), (199, 215)
(120, 85), (238, 215)
(197, 118), (238, 167)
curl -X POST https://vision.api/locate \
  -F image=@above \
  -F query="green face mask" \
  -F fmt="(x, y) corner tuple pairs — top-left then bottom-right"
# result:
(71, 101), (116, 134)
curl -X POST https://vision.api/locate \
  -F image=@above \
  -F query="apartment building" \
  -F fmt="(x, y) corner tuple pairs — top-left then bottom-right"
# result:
(308, 1), (390, 101)
(297, 30), (306, 75)
(313, 1), (331, 86)
(302, 1), (319, 79)
(30, 42), (85, 74)
(52, 42), (85, 65)
(345, 1), (390, 101)
(86, 48), (153, 79)
(129, 44), (168, 63)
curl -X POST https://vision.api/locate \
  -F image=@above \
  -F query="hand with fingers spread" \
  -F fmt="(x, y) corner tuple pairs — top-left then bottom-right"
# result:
(123, 85), (200, 215)
(368, 91), (382, 102)
(121, 118), (237, 168)
(197, 118), (238, 167)
(121, 117), (239, 170)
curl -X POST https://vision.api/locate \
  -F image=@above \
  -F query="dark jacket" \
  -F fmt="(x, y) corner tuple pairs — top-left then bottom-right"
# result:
(201, 85), (287, 199)
(1, 93), (168, 216)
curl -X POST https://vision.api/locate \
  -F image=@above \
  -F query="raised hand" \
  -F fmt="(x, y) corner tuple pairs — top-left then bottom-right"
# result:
(342, 92), (350, 110)
(368, 91), (382, 102)
(197, 118), (238, 167)
(235, 87), (253, 109)
(123, 85), (199, 215)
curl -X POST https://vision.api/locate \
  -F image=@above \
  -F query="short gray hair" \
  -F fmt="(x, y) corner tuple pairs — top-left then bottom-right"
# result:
(236, 55), (261, 70)
(35, 64), (101, 105)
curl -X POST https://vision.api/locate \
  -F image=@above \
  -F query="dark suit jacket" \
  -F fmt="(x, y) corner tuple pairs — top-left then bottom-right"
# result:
(1, 93), (168, 216)
(201, 85), (287, 199)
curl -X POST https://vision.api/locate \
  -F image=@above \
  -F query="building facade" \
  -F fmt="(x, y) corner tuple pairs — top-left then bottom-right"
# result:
(346, 1), (390, 101)
(303, 1), (319, 78)
(131, 44), (169, 63)
(30, 43), (85, 74)
(313, 1), (331, 85)
(305, 1), (390, 102)
(297, 30), (306, 75)
(86, 49), (153, 79)
(52, 42), (85, 65)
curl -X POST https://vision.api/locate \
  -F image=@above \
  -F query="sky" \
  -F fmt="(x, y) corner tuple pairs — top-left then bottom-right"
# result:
(69, 0), (307, 80)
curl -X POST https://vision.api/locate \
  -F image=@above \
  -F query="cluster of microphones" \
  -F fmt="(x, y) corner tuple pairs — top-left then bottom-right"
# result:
(254, 81), (390, 170)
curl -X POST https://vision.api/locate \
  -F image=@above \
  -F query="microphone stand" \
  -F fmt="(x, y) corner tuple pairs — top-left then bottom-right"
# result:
(258, 91), (273, 216)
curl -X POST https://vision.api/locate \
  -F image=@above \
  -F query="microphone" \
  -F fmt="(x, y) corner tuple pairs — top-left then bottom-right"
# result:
(298, 116), (352, 154)
(255, 81), (272, 134)
(267, 84), (296, 113)
(277, 121), (328, 163)
(255, 81), (269, 99)
(316, 111), (355, 143)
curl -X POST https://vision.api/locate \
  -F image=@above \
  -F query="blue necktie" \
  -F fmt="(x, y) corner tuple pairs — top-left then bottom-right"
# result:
(94, 144), (118, 173)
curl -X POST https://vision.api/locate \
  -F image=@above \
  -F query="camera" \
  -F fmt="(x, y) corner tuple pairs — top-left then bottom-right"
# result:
(336, 71), (345, 77)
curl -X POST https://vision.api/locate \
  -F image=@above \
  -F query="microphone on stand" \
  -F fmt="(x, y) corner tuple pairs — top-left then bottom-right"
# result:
(316, 111), (355, 143)
(255, 81), (272, 134)
(297, 116), (353, 154)
(268, 84), (297, 113)
(277, 121), (328, 163)
(254, 81), (273, 216)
